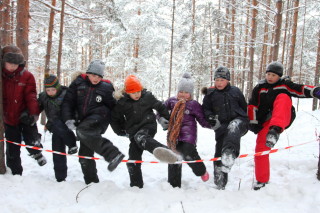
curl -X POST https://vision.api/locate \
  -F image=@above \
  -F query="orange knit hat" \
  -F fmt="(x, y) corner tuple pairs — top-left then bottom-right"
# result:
(125, 75), (143, 93)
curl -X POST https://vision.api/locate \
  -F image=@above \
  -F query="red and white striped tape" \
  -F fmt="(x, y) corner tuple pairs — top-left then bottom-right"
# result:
(1, 138), (318, 164)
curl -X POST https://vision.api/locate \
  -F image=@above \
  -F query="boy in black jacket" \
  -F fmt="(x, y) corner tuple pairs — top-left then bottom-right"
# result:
(202, 66), (248, 190)
(38, 74), (78, 182)
(62, 60), (124, 184)
(111, 75), (179, 188)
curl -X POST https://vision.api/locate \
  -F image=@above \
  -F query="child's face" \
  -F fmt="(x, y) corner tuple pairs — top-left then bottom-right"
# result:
(4, 62), (19, 72)
(177, 91), (191, 100)
(128, 91), (142, 101)
(45, 87), (58, 97)
(87, 73), (102, 85)
(214, 78), (229, 90)
(266, 72), (280, 84)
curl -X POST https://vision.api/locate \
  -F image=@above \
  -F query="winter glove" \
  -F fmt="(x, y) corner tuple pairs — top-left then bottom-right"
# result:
(65, 120), (76, 131)
(118, 130), (129, 138)
(208, 115), (221, 130)
(158, 117), (169, 130)
(313, 87), (320, 99)
(30, 115), (39, 126)
(249, 123), (263, 134)
(20, 111), (39, 126)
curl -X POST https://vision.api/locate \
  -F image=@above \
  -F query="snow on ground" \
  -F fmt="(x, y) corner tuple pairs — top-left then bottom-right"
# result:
(1, 98), (320, 213)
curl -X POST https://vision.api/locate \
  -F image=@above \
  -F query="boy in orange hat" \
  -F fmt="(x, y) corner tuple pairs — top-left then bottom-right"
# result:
(111, 75), (179, 188)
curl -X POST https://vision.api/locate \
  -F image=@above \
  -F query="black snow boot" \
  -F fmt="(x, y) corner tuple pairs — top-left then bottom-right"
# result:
(32, 153), (47, 166)
(214, 165), (228, 190)
(266, 126), (282, 148)
(317, 170), (320, 181)
(253, 181), (267, 190)
(108, 153), (125, 172)
(221, 148), (236, 173)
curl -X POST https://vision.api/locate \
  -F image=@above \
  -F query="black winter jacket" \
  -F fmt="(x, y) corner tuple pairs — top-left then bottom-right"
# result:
(62, 74), (116, 128)
(38, 86), (68, 131)
(111, 89), (170, 136)
(202, 84), (248, 124)
(248, 78), (316, 125)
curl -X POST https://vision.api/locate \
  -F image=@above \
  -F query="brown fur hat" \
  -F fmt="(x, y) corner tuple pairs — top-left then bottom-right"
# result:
(2, 45), (25, 65)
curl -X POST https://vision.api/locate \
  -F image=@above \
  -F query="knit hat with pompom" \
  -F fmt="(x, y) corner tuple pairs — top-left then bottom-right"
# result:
(177, 72), (194, 98)
(44, 74), (60, 90)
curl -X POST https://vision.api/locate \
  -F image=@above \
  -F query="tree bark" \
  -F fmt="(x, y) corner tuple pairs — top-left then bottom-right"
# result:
(16, 0), (29, 64)
(44, 0), (56, 75)
(272, 0), (283, 61)
(168, 0), (175, 98)
(57, 0), (66, 80)
(287, 0), (300, 77)
(0, 45), (6, 174)
(312, 30), (320, 110)
(1, 0), (12, 46)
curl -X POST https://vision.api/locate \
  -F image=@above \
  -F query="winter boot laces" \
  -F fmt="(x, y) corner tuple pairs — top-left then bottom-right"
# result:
(32, 153), (47, 166)
(108, 153), (125, 172)
(266, 126), (282, 148)
(153, 147), (179, 164)
(253, 181), (267, 190)
(68, 146), (78, 154)
(221, 148), (236, 173)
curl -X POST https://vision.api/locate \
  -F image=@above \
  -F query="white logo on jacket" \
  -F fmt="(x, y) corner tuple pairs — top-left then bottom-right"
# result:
(96, 95), (102, 102)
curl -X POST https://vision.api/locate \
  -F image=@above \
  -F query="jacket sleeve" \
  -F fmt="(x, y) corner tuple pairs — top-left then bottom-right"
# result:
(61, 81), (77, 122)
(24, 72), (40, 116)
(194, 101), (211, 128)
(37, 92), (44, 112)
(151, 94), (170, 120)
(202, 93), (214, 119)
(237, 88), (248, 115)
(110, 103), (126, 135)
(247, 85), (259, 124)
(284, 80), (316, 98)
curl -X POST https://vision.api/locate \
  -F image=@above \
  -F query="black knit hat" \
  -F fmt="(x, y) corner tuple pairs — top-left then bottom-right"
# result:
(214, 66), (230, 81)
(266, 61), (283, 77)
(44, 74), (60, 89)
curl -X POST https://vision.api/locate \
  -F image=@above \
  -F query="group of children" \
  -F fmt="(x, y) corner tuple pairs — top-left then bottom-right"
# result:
(2, 45), (320, 190)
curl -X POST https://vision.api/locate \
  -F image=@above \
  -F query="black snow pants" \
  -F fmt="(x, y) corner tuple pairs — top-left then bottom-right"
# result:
(168, 142), (206, 188)
(127, 128), (166, 188)
(76, 118), (121, 184)
(50, 120), (77, 181)
(5, 123), (43, 175)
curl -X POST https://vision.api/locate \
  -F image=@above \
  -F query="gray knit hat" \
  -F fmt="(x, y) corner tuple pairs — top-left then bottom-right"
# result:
(86, 60), (105, 77)
(177, 72), (194, 98)
(266, 61), (283, 77)
(214, 66), (230, 81)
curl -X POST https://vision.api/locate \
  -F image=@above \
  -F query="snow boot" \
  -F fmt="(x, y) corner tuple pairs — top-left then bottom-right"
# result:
(68, 145), (78, 154)
(214, 165), (228, 190)
(317, 170), (320, 181)
(153, 147), (179, 164)
(32, 153), (47, 166)
(221, 148), (236, 173)
(108, 153), (125, 172)
(253, 181), (267, 190)
(266, 126), (282, 148)
(201, 171), (209, 182)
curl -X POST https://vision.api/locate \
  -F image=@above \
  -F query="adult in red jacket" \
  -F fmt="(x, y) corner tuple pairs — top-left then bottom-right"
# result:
(1, 45), (46, 175)
(248, 61), (320, 190)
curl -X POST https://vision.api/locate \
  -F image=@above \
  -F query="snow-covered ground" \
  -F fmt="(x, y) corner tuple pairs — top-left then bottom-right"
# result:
(1, 98), (320, 213)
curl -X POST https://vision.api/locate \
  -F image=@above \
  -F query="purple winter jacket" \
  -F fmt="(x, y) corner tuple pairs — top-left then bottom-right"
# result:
(164, 97), (211, 145)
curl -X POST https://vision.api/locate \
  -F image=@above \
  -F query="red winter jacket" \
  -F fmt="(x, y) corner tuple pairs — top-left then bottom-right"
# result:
(2, 65), (40, 126)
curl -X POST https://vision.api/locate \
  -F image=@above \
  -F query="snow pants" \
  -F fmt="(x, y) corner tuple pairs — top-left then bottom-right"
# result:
(127, 128), (166, 188)
(50, 120), (77, 182)
(5, 123), (43, 175)
(254, 94), (292, 183)
(76, 118), (122, 184)
(168, 142), (206, 188)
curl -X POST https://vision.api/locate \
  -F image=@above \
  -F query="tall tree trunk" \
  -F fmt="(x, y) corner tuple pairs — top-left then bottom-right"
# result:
(44, 0), (56, 75)
(16, 0), (29, 64)
(242, 0), (250, 95)
(168, 0), (175, 98)
(215, 0), (221, 68)
(1, 0), (11, 46)
(259, 0), (271, 80)
(246, 0), (258, 100)
(0, 45), (6, 174)
(281, 0), (290, 64)
(230, 0), (236, 85)
(287, 0), (300, 77)
(208, 4), (213, 86)
(272, 0), (283, 61)
(57, 0), (66, 80)
(312, 30), (320, 110)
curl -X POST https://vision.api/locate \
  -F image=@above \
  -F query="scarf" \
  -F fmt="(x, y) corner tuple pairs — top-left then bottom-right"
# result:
(167, 99), (186, 151)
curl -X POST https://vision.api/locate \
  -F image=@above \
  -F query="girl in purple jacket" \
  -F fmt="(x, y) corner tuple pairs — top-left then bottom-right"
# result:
(164, 73), (211, 188)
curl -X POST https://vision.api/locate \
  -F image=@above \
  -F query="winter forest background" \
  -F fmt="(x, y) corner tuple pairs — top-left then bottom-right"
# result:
(1, 0), (320, 105)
